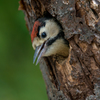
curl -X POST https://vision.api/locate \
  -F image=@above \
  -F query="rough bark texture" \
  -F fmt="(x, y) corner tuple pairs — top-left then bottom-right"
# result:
(19, 0), (100, 100)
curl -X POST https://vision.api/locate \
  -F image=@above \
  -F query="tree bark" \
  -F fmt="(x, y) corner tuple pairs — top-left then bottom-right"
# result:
(19, 0), (100, 100)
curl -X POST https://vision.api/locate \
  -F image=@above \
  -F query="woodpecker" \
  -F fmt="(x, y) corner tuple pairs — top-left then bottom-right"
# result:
(31, 17), (69, 65)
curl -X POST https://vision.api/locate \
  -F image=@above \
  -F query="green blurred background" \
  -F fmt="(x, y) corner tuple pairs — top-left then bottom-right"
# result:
(0, 0), (48, 100)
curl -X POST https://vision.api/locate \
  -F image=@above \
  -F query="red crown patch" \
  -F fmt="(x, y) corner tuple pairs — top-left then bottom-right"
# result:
(31, 21), (41, 42)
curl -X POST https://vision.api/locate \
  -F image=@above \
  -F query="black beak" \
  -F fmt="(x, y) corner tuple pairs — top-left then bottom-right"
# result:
(33, 41), (47, 65)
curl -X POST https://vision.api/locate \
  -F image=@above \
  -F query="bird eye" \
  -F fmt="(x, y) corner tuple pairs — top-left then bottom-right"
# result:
(41, 32), (47, 38)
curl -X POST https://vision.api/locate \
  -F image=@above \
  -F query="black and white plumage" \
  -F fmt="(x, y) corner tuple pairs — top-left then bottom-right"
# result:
(31, 17), (69, 64)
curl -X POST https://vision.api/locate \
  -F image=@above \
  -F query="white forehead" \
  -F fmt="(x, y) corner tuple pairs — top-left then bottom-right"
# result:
(39, 19), (61, 38)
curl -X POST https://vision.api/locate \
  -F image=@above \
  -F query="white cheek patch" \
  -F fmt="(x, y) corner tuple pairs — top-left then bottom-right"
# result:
(45, 20), (60, 37)
(39, 20), (60, 39)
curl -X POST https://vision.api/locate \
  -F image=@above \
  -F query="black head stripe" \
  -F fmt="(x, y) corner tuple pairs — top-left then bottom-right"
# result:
(47, 31), (69, 47)
(37, 21), (46, 38)
(47, 31), (64, 46)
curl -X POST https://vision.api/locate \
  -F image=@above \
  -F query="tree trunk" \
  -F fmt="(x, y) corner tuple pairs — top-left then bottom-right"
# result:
(19, 0), (100, 100)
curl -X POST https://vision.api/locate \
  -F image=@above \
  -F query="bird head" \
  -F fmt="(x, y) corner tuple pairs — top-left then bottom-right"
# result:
(31, 17), (69, 65)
